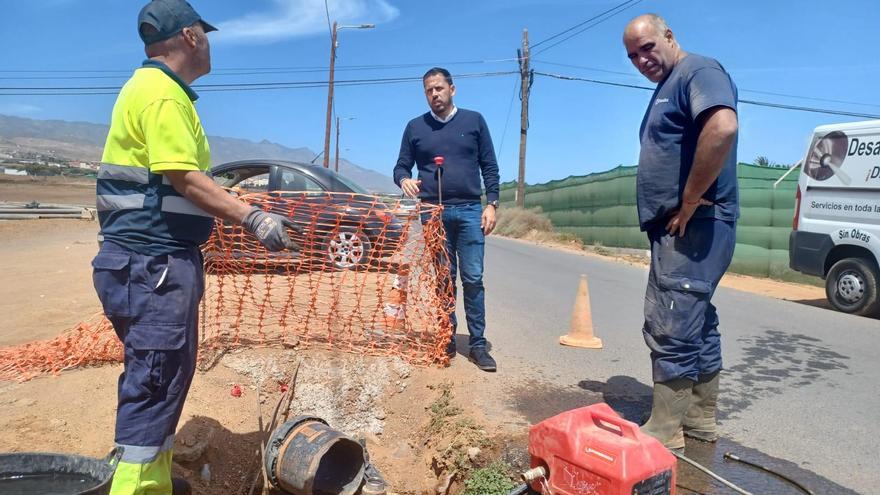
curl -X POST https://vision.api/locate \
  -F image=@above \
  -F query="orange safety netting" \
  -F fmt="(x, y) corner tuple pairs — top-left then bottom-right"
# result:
(0, 192), (455, 382)
(0, 313), (121, 381)
(200, 192), (455, 367)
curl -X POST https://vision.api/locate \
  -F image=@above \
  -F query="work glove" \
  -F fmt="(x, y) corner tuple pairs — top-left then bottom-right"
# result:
(242, 207), (302, 252)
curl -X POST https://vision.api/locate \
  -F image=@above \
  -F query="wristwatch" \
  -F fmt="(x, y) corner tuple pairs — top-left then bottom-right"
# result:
(487, 200), (499, 209)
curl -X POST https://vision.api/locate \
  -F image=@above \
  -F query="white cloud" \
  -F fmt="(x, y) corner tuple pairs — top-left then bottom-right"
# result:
(0, 103), (42, 117)
(214, 0), (399, 44)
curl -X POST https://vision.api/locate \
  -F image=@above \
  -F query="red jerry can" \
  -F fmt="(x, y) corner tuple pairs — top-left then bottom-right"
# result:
(527, 402), (676, 495)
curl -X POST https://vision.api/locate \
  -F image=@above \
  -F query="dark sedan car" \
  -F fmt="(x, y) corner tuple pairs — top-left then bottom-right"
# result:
(210, 160), (406, 269)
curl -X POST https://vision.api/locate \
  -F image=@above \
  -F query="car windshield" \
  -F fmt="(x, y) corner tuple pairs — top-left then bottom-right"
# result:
(334, 172), (370, 194)
(213, 166), (270, 192)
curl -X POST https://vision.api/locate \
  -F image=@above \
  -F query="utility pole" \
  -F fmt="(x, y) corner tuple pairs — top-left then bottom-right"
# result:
(322, 22), (338, 169)
(334, 115), (340, 173)
(334, 116), (356, 173)
(517, 28), (531, 208)
(322, 23), (374, 170)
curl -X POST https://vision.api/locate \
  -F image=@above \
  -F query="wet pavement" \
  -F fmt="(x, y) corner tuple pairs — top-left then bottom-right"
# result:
(509, 380), (857, 494)
(719, 329), (851, 422)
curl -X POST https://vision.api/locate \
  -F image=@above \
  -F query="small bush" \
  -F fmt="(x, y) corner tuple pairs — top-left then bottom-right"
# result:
(424, 382), (462, 438)
(463, 462), (516, 495)
(494, 207), (583, 248)
(494, 207), (553, 238)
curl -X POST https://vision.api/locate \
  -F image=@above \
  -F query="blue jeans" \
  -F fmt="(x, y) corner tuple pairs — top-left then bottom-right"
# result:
(441, 203), (487, 349)
(642, 218), (736, 383)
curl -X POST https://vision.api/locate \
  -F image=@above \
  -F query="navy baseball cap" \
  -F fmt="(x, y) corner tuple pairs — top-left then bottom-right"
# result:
(138, 0), (217, 46)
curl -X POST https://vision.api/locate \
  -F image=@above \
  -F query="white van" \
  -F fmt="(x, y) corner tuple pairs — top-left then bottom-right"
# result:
(789, 120), (880, 317)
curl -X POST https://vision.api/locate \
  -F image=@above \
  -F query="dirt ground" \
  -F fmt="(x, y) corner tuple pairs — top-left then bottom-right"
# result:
(0, 178), (826, 494)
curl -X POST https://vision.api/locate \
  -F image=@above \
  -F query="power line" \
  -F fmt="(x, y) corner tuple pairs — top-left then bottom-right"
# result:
(4, 66), (875, 120)
(535, 71), (652, 90)
(533, 59), (632, 77)
(0, 59), (521, 80)
(531, 0), (644, 56)
(739, 88), (880, 110)
(496, 77), (521, 164)
(535, 59), (880, 109)
(323, 0), (333, 36)
(531, 0), (639, 49)
(0, 71), (518, 96)
(534, 71), (880, 119)
(736, 99), (880, 119)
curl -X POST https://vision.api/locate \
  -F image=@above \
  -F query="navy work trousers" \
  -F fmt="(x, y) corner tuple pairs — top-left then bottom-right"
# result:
(642, 218), (736, 383)
(92, 241), (203, 468)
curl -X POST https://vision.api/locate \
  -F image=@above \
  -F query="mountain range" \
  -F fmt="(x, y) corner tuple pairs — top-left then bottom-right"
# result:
(0, 113), (397, 193)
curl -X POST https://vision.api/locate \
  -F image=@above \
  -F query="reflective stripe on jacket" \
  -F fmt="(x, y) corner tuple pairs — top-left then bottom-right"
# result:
(99, 61), (213, 255)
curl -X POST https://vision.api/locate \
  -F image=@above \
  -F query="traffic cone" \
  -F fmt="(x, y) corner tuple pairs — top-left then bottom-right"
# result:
(559, 274), (603, 349)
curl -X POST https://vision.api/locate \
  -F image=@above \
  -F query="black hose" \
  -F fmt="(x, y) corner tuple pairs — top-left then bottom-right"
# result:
(724, 452), (815, 495)
(672, 451), (754, 495)
(506, 483), (531, 495)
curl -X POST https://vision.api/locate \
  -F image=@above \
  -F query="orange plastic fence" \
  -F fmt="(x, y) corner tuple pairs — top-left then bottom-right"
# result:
(200, 192), (456, 367)
(0, 192), (455, 381)
(0, 313), (121, 382)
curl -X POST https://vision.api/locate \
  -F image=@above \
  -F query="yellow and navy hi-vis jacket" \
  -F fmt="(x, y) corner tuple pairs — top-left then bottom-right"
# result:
(98, 60), (213, 256)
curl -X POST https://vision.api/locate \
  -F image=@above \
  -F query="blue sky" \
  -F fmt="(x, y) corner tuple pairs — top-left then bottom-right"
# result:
(0, 0), (877, 185)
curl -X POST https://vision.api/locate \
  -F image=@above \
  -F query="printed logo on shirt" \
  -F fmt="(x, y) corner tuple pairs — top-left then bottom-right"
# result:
(654, 98), (670, 106)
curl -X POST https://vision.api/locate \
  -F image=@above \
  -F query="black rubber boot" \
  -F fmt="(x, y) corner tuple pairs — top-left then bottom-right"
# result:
(640, 377), (693, 451)
(172, 477), (192, 495)
(683, 371), (720, 442)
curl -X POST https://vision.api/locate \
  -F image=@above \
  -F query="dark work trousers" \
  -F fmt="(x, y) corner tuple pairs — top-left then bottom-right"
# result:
(91, 241), (203, 471)
(642, 218), (736, 383)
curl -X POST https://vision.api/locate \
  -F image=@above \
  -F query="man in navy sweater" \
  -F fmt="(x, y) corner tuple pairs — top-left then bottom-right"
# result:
(393, 67), (500, 372)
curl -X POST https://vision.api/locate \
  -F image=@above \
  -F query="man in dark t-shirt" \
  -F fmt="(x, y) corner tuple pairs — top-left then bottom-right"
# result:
(623, 13), (739, 451)
(393, 67), (500, 372)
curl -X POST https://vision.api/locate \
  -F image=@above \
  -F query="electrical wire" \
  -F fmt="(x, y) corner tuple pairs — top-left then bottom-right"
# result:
(496, 77), (520, 165)
(534, 71), (654, 90)
(533, 71), (880, 119)
(4, 64), (877, 121)
(0, 71), (518, 96)
(724, 452), (815, 495)
(534, 60), (880, 109)
(739, 88), (880, 110)
(533, 59), (633, 77)
(531, 0), (644, 57)
(323, 0), (332, 35)
(0, 59), (522, 80)
(531, 0), (640, 49)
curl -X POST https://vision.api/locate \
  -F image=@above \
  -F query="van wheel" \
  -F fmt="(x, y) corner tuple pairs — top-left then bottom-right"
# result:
(825, 258), (880, 316)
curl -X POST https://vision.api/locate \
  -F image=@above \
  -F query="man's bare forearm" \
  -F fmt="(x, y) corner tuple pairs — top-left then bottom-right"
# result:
(682, 107), (738, 204)
(164, 169), (251, 223)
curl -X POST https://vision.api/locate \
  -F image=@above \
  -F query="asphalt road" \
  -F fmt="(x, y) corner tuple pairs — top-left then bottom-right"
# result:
(457, 236), (878, 494)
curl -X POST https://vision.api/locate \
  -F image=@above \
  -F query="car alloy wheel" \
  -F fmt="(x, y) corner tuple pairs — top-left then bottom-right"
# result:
(326, 228), (371, 269)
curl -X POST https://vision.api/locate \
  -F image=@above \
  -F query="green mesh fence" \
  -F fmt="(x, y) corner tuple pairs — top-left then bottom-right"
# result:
(500, 164), (816, 282)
